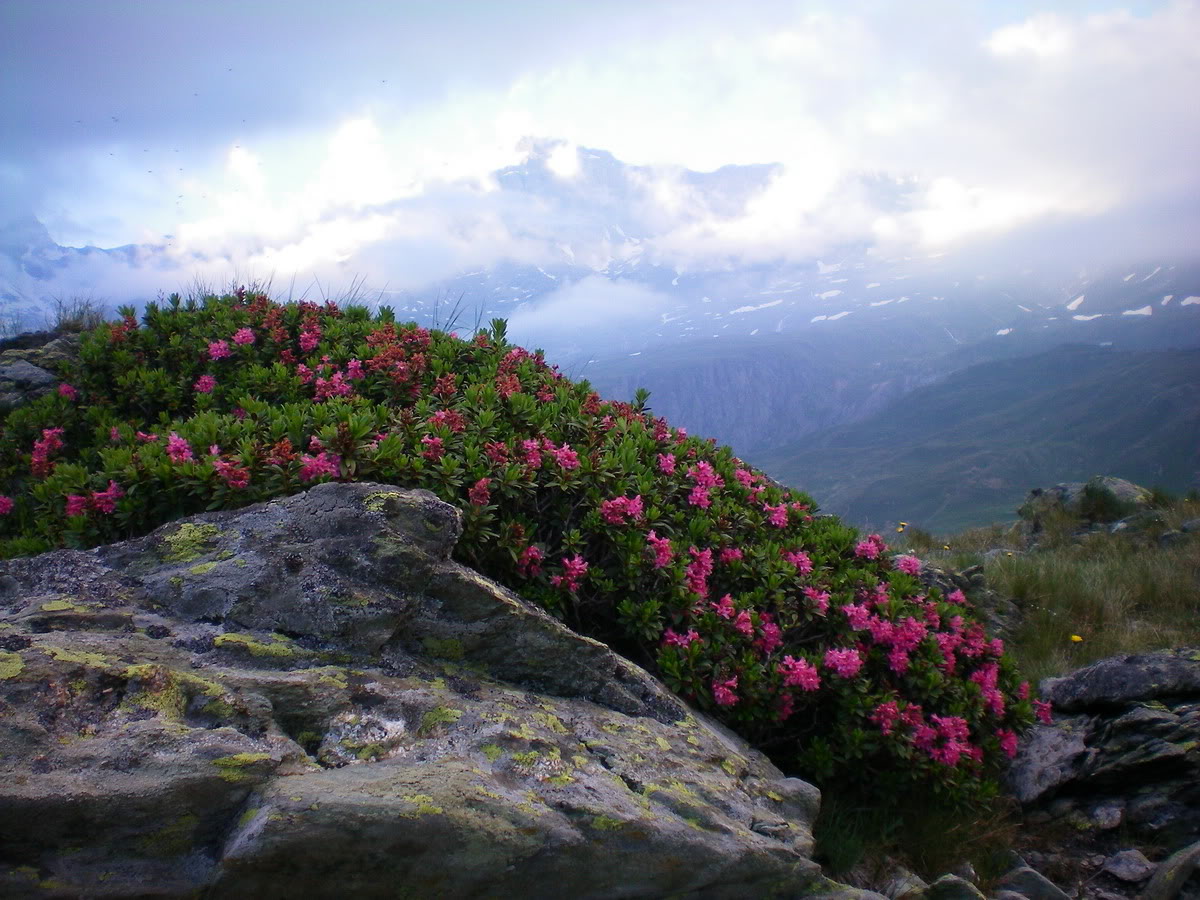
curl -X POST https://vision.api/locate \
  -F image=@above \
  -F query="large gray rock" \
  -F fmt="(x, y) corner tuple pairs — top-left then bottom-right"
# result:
(1005, 650), (1200, 850)
(0, 483), (874, 899)
(1018, 476), (1153, 530)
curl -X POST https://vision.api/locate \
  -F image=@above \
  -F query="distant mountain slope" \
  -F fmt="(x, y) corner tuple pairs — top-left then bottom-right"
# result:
(750, 346), (1200, 533)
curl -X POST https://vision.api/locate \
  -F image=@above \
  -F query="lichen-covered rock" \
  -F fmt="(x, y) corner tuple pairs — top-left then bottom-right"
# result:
(1005, 649), (1200, 850)
(0, 482), (876, 899)
(1017, 476), (1153, 531)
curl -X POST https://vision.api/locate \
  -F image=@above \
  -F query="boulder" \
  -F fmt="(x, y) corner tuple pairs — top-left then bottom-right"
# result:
(0, 482), (875, 899)
(1005, 649), (1200, 850)
(1018, 477), (1153, 531)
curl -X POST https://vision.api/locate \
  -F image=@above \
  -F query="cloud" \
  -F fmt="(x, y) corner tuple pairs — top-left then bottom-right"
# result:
(505, 275), (675, 355)
(1, 0), (1197, 302)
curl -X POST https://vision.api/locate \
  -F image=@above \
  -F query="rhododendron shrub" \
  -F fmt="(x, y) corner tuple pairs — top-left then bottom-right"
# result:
(0, 290), (1040, 812)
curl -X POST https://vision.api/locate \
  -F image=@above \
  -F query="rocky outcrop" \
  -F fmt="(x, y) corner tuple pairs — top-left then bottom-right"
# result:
(0, 482), (873, 899)
(1003, 649), (1200, 898)
(0, 330), (78, 409)
(1018, 476), (1153, 531)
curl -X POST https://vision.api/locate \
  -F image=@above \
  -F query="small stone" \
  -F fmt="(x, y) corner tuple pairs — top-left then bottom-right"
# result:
(996, 866), (1071, 900)
(925, 874), (985, 900)
(1089, 800), (1123, 830)
(1103, 849), (1154, 882)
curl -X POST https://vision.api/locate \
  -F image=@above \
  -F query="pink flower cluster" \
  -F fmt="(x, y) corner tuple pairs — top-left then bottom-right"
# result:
(803, 586), (830, 615)
(685, 547), (714, 598)
(712, 675), (739, 706)
(754, 613), (783, 654)
(854, 533), (888, 559)
(208, 340), (231, 360)
(57, 383), (78, 400)
(782, 549), (813, 574)
(686, 461), (724, 508)
(719, 547), (744, 565)
(213, 459), (250, 490)
(662, 628), (702, 648)
(657, 453), (676, 475)
(823, 647), (864, 678)
(194, 375), (217, 394)
(428, 409), (466, 432)
(550, 554), (589, 592)
(517, 545), (544, 577)
(778, 655), (820, 690)
(31, 427), (66, 477)
(65, 481), (125, 517)
(421, 435), (444, 461)
(711, 593), (735, 618)
(298, 451), (340, 482)
(0, 495), (13, 516)
(599, 494), (644, 525)
(166, 432), (193, 463)
(468, 477), (491, 506)
(550, 443), (579, 470)
(232, 327), (256, 345)
(894, 555), (922, 575)
(763, 503), (788, 528)
(645, 530), (674, 568)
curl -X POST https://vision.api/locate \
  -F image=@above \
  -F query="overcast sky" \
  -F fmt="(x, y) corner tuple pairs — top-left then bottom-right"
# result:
(2, 0), (1198, 301)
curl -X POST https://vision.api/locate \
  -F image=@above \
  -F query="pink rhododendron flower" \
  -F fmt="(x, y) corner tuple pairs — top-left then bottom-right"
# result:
(662, 628), (702, 648)
(421, 435), (445, 461)
(213, 459), (250, 490)
(599, 495), (644, 525)
(645, 530), (674, 568)
(299, 329), (321, 352)
(166, 432), (193, 463)
(711, 593), (735, 619)
(345, 359), (365, 380)
(996, 729), (1019, 758)
(733, 609), (754, 637)
(208, 340), (231, 360)
(427, 409), (466, 432)
(550, 555), (589, 592)
(468, 477), (491, 506)
(687, 485), (711, 508)
(895, 555), (922, 575)
(657, 453), (676, 475)
(733, 468), (756, 489)
(89, 481), (125, 513)
(685, 547), (714, 598)
(57, 383), (77, 400)
(855, 533), (888, 559)
(946, 589), (967, 605)
(31, 427), (66, 477)
(0, 495), (12, 515)
(65, 494), (89, 516)
(823, 647), (864, 678)
(887, 647), (911, 674)
(232, 327), (256, 345)
(109, 426), (120, 443)
(719, 547), (744, 565)
(712, 675), (739, 706)
(1033, 699), (1053, 724)
(763, 503), (788, 527)
(136, 431), (158, 443)
(803, 586), (830, 615)
(782, 549), (813, 574)
(551, 443), (579, 470)
(1017, 681), (1031, 700)
(517, 545), (544, 577)
(854, 540), (880, 559)
(194, 375), (217, 394)
(841, 603), (871, 630)
(869, 700), (901, 735)
(298, 451), (340, 482)
(778, 655), (821, 690)
(755, 617), (783, 655)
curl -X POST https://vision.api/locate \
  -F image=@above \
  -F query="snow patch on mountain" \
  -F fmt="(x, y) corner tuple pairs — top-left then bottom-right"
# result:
(1067, 295), (1085, 310)
(730, 299), (783, 314)
(1122, 306), (1152, 316)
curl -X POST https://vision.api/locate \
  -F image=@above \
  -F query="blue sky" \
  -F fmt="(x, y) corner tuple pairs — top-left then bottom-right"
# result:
(1, 0), (1197, 299)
